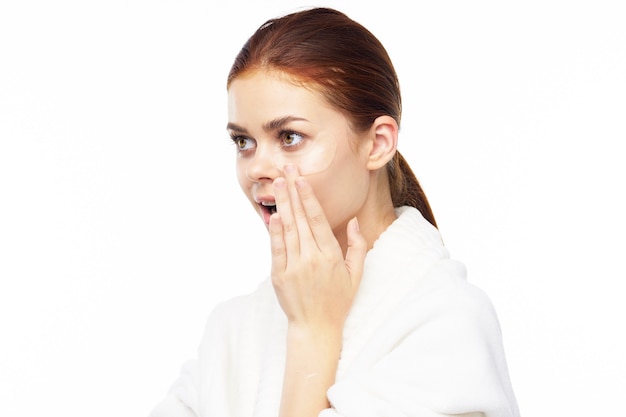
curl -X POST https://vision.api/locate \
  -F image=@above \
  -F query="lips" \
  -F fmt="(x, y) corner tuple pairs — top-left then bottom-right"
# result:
(255, 196), (277, 225)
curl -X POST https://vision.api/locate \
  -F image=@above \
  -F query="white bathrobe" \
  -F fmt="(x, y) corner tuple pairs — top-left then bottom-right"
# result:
(150, 206), (520, 417)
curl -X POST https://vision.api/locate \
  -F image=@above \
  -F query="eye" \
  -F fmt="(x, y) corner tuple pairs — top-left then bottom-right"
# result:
(281, 131), (304, 148)
(231, 135), (255, 151)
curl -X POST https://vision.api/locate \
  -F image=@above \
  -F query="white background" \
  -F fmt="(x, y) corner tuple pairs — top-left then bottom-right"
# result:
(1, 1), (624, 416)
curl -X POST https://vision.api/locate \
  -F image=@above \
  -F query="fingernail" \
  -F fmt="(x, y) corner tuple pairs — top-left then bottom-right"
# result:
(274, 177), (285, 189)
(295, 177), (306, 188)
(352, 217), (360, 232)
(284, 164), (295, 175)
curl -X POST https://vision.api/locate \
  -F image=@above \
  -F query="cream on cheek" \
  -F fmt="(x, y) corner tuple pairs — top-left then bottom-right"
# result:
(270, 131), (337, 175)
(304, 144), (369, 233)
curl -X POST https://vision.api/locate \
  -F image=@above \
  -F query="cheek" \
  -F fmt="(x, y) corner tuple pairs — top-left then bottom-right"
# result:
(307, 160), (369, 228)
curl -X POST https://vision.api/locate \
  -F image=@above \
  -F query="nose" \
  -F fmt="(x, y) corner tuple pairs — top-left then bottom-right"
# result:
(245, 144), (279, 181)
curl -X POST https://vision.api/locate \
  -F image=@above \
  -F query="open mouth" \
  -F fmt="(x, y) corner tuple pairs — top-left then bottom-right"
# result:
(260, 201), (277, 215)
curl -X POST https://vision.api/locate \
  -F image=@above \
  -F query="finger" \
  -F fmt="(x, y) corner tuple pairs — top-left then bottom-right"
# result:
(344, 217), (367, 289)
(294, 176), (338, 251)
(274, 176), (300, 255)
(283, 164), (316, 252)
(269, 212), (288, 276)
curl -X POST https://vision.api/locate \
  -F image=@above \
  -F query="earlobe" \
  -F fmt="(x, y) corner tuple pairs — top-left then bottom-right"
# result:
(366, 115), (398, 170)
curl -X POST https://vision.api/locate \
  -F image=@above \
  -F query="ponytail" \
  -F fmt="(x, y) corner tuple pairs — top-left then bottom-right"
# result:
(388, 152), (437, 228)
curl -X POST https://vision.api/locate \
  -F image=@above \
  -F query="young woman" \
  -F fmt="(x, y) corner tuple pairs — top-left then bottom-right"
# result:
(150, 7), (520, 417)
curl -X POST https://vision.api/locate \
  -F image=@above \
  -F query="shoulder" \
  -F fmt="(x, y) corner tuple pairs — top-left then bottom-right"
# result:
(412, 259), (496, 312)
(332, 259), (520, 416)
(384, 258), (504, 342)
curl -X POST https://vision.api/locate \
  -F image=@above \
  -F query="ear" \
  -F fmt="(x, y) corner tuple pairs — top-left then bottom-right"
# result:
(365, 115), (398, 170)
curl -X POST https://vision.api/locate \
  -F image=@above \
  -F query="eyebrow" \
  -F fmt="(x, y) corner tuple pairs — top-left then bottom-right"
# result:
(226, 116), (308, 134)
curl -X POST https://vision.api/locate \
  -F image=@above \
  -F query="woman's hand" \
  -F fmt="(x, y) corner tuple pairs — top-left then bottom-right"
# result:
(269, 163), (367, 331)
(269, 164), (367, 417)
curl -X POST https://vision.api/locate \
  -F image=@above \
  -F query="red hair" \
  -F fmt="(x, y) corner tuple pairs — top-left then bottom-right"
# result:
(227, 7), (437, 228)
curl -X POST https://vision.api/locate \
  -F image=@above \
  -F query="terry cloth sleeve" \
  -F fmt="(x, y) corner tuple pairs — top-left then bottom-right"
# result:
(320, 260), (520, 417)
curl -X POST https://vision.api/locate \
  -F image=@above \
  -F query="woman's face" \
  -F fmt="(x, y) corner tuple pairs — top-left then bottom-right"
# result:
(227, 70), (372, 235)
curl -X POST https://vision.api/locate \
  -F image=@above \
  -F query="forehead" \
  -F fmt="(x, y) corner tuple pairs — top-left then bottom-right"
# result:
(227, 70), (333, 121)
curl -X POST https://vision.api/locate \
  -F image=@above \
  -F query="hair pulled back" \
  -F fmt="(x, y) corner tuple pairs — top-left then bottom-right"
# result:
(227, 7), (437, 228)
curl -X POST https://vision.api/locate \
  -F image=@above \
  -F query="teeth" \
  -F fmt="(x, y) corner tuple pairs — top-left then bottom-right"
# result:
(261, 201), (276, 207)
